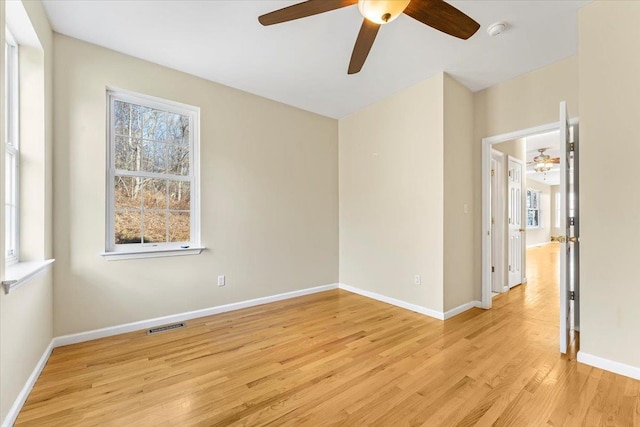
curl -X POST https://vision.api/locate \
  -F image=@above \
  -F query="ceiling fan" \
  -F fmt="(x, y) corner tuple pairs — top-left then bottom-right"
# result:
(258, 0), (480, 74)
(527, 148), (560, 173)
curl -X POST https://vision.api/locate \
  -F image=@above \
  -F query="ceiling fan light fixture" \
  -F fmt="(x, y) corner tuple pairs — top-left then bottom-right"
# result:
(534, 162), (552, 173)
(358, 0), (411, 25)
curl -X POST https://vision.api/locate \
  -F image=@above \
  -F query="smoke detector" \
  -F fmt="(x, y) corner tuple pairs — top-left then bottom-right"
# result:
(487, 22), (507, 36)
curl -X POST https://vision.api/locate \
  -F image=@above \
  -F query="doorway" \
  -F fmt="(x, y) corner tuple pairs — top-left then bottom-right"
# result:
(481, 103), (579, 354)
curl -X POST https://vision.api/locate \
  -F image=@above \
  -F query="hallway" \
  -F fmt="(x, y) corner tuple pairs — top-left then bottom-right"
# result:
(504, 243), (562, 330)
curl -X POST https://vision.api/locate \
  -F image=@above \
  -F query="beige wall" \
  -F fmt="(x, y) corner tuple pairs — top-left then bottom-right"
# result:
(579, 1), (640, 369)
(492, 138), (525, 163)
(53, 35), (338, 336)
(0, 0), (54, 422)
(473, 56), (579, 300)
(474, 56), (579, 139)
(339, 74), (444, 312)
(443, 75), (475, 311)
(0, 272), (53, 422)
(525, 180), (551, 247)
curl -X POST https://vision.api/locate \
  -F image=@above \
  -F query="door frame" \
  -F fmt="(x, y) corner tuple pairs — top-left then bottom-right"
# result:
(490, 149), (506, 293)
(481, 119), (578, 309)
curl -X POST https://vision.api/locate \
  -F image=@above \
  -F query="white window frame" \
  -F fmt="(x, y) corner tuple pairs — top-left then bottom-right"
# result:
(5, 30), (19, 265)
(554, 191), (561, 228)
(526, 188), (541, 229)
(103, 88), (202, 260)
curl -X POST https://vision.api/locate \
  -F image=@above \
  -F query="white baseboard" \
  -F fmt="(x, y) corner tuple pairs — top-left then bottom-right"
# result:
(54, 283), (339, 347)
(338, 283), (481, 321)
(338, 283), (445, 320)
(443, 300), (483, 320)
(2, 340), (54, 427)
(577, 351), (640, 381)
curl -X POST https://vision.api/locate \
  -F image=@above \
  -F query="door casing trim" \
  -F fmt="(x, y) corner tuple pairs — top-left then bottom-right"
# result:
(481, 118), (579, 309)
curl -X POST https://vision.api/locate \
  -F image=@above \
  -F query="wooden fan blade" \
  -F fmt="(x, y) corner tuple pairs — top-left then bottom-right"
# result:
(403, 0), (480, 40)
(259, 0), (358, 26)
(550, 158), (561, 164)
(348, 19), (381, 74)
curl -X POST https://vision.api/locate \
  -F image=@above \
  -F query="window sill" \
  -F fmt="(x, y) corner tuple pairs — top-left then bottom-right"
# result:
(2, 259), (55, 295)
(100, 247), (205, 261)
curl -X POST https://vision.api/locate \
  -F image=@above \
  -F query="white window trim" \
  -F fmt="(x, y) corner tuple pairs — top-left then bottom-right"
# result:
(526, 188), (541, 229)
(103, 88), (203, 260)
(5, 29), (20, 265)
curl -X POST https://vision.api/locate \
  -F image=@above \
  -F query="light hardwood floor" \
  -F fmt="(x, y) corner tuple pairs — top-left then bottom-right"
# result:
(16, 244), (640, 426)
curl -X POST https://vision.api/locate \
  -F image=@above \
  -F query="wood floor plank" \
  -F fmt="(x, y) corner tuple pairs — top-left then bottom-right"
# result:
(15, 244), (640, 426)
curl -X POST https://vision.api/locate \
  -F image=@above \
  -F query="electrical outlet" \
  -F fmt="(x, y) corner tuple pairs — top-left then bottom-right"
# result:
(217, 275), (225, 287)
(414, 275), (421, 285)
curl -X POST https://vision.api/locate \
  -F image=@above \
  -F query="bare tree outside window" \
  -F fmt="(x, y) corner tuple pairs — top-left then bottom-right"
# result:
(111, 98), (193, 246)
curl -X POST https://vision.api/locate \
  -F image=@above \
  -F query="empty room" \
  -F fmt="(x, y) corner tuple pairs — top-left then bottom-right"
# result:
(1, 0), (639, 425)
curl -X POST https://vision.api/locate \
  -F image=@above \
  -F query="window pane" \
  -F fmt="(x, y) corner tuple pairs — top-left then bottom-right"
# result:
(181, 115), (190, 142)
(115, 210), (142, 244)
(142, 140), (167, 173)
(114, 101), (142, 138)
(143, 211), (167, 243)
(167, 143), (189, 176)
(527, 209), (539, 227)
(5, 152), (14, 202)
(5, 204), (14, 257)
(169, 212), (190, 242)
(5, 205), (10, 257)
(166, 113), (185, 143)
(168, 181), (190, 210)
(143, 108), (168, 141)
(115, 176), (142, 209)
(143, 178), (167, 209)
(115, 136), (141, 171)
(555, 193), (561, 227)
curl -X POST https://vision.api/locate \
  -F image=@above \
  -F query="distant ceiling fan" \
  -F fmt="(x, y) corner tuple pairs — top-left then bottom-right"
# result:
(527, 148), (560, 173)
(258, 0), (480, 74)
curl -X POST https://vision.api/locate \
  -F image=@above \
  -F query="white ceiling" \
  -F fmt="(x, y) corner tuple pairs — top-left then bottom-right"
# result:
(41, 0), (588, 119)
(526, 130), (560, 186)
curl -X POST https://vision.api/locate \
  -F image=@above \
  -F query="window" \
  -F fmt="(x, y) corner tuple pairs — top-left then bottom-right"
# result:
(105, 89), (200, 257)
(526, 189), (540, 228)
(555, 192), (561, 228)
(5, 30), (19, 264)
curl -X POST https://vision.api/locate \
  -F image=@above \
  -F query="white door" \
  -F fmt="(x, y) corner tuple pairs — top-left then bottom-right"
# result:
(507, 156), (524, 287)
(572, 125), (580, 333)
(559, 101), (579, 354)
